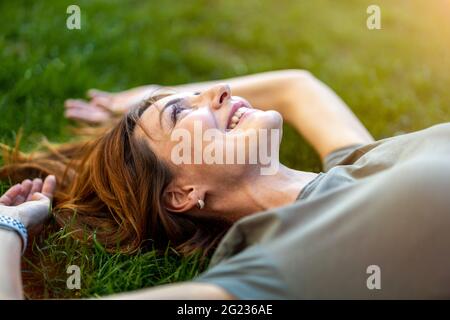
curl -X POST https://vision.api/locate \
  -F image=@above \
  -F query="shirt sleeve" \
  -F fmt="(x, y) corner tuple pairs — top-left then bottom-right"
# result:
(193, 245), (292, 300)
(322, 143), (364, 172)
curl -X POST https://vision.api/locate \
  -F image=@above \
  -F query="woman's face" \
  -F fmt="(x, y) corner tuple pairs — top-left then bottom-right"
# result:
(136, 84), (282, 214)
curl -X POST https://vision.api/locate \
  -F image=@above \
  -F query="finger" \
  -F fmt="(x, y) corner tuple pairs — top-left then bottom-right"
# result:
(65, 101), (106, 113)
(87, 89), (111, 99)
(41, 175), (57, 201)
(65, 108), (110, 124)
(27, 178), (43, 201)
(64, 109), (92, 123)
(30, 191), (50, 203)
(65, 109), (96, 123)
(64, 99), (90, 109)
(65, 97), (113, 114)
(65, 99), (111, 112)
(91, 96), (111, 108)
(20, 179), (33, 196)
(13, 179), (32, 205)
(0, 184), (22, 206)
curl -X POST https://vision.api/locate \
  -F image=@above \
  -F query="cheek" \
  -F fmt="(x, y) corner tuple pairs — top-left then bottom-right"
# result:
(160, 113), (218, 167)
(179, 112), (217, 133)
(241, 110), (283, 130)
(148, 139), (174, 164)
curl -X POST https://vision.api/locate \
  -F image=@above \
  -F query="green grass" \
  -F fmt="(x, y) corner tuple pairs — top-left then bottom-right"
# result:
(22, 220), (206, 299)
(1, 0), (450, 298)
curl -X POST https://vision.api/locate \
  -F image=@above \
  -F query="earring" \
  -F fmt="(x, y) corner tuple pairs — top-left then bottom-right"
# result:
(197, 199), (205, 210)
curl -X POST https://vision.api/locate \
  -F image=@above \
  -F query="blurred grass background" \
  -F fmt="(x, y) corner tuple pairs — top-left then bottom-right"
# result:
(1, 0), (449, 298)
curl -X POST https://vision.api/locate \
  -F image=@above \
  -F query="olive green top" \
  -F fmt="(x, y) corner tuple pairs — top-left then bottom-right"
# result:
(195, 123), (450, 299)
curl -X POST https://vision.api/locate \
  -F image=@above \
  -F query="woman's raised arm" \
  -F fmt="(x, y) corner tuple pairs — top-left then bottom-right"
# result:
(276, 70), (375, 159)
(176, 69), (374, 159)
(65, 69), (374, 159)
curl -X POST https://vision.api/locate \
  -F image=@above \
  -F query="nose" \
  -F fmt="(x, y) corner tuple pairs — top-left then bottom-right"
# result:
(201, 84), (231, 110)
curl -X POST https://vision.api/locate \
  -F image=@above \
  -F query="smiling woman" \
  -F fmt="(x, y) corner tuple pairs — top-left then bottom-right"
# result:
(2, 69), (366, 256)
(140, 85), (282, 176)
(58, 97), (235, 257)
(0, 70), (367, 292)
(0, 69), (375, 299)
(3, 69), (450, 300)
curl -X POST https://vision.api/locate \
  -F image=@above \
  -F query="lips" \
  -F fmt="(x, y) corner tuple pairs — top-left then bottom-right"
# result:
(226, 100), (251, 130)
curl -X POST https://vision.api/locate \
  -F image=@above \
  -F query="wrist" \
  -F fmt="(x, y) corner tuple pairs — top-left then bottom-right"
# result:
(2, 209), (28, 228)
(0, 214), (28, 254)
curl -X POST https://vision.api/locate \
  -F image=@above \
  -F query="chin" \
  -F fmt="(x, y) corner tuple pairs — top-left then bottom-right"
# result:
(265, 110), (283, 129)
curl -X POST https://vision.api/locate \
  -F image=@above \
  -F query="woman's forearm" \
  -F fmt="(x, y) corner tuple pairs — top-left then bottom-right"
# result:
(282, 72), (374, 158)
(0, 229), (24, 299)
(115, 69), (374, 158)
(103, 282), (233, 300)
(171, 69), (373, 158)
(171, 69), (302, 115)
(115, 70), (303, 116)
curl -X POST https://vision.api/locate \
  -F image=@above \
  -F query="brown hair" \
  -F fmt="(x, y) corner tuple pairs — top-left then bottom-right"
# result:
(0, 101), (230, 257)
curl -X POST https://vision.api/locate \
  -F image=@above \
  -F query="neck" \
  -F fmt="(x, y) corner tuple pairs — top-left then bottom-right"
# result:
(215, 165), (318, 221)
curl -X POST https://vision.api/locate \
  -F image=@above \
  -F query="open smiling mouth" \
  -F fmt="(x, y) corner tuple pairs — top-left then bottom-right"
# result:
(226, 100), (252, 130)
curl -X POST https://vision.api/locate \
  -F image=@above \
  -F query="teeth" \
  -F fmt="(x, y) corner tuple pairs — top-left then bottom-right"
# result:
(228, 107), (248, 129)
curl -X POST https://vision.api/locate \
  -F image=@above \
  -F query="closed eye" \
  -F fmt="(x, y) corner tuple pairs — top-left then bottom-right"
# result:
(171, 103), (187, 124)
(158, 92), (199, 129)
(159, 98), (186, 128)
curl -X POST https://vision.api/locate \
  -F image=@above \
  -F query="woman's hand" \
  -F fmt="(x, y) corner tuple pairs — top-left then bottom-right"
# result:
(0, 176), (56, 299)
(64, 85), (161, 124)
(0, 175), (56, 230)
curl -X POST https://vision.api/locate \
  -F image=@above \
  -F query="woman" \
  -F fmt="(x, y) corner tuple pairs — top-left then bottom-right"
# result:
(1, 70), (450, 299)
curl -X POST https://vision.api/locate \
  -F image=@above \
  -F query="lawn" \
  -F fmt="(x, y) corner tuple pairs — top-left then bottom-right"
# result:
(1, 0), (449, 298)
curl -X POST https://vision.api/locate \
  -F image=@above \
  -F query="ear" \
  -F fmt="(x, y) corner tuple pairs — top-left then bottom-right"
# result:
(163, 183), (204, 213)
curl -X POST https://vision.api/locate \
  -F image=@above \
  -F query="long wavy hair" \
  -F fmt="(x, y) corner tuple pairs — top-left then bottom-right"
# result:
(0, 100), (231, 256)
